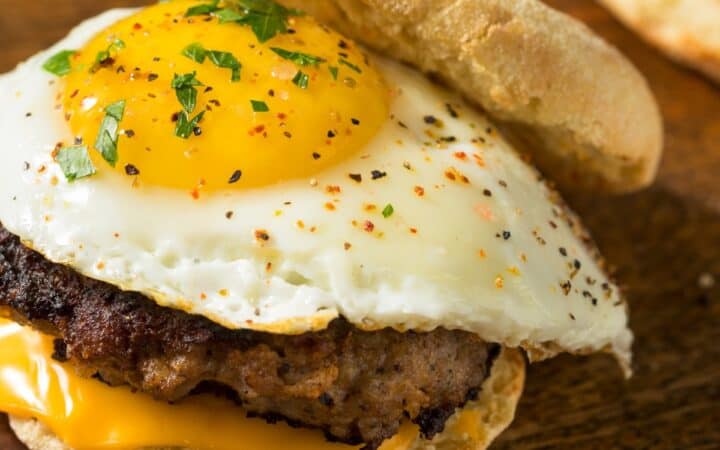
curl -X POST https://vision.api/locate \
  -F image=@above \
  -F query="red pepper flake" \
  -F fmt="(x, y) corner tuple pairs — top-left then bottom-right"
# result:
(200, 293), (207, 300)
(266, 262), (273, 272)
(363, 220), (375, 232)
(325, 185), (341, 194)
(409, 227), (418, 234)
(444, 167), (470, 184)
(364, 204), (377, 212)
(69, 89), (79, 99)
(414, 186), (425, 197)
(324, 202), (336, 211)
(478, 249), (487, 258)
(296, 220), (305, 229)
(344, 242), (352, 250)
(133, 22), (143, 30)
(255, 229), (270, 241)
(190, 188), (200, 200)
(249, 125), (265, 136)
(453, 152), (467, 161)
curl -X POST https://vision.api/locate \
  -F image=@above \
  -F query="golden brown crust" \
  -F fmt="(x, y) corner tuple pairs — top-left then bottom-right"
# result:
(280, 0), (664, 192)
(10, 349), (525, 450)
(598, 0), (720, 83)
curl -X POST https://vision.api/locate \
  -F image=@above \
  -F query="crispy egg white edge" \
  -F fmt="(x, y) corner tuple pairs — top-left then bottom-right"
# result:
(0, 7), (632, 368)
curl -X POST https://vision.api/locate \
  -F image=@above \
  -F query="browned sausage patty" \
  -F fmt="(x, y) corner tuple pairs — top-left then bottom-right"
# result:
(0, 224), (497, 449)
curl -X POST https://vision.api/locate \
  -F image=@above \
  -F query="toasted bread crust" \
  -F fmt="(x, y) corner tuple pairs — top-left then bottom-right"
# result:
(599, 0), (720, 83)
(279, 0), (663, 192)
(9, 349), (525, 450)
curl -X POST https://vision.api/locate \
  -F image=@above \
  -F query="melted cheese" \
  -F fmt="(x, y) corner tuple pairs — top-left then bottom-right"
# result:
(0, 319), (417, 450)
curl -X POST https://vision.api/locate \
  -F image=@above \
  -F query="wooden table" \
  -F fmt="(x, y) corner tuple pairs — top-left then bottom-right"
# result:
(1, 1), (718, 448)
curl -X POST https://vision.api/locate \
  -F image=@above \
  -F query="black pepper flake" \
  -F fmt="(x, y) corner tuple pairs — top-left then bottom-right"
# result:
(193, 126), (202, 136)
(25, 112), (32, 117)
(22, 161), (30, 171)
(439, 136), (457, 143)
(559, 247), (568, 257)
(327, 130), (336, 138)
(124, 164), (140, 176)
(569, 313), (576, 321)
(228, 170), (243, 184)
(592, 298), (598, 306)
(499, 180), (508, 188)
(74, 136), (83, 145)
(204, 86), (213, 93)
(483, 189), (492, 197)
(153, 56), (161, 62)
(371, 170), (387, 180)
(338, 52), (349, 58)
(225, 211), (234, 219)
(445, 103), (459, 118)
(283, 131), (292, 138)
(573, 259), (582, 270)
(147, 73), (159, 82)
(124, 129), (135, 138)
(351, 118), (360, 126)
(312, 152), (321, 160)
(338, 40), (348, 49)
(348, 173), (362, 183)
(560, 280), (572, 296)
(423, 115), (438, 125)
(397, 121), (408, 129)
(502, 231), (511, 240)
(171, 112), (180, 122)
(268, 89), (275, 97)
(116, 65), (126, 74)
(549, 220), (558, 229)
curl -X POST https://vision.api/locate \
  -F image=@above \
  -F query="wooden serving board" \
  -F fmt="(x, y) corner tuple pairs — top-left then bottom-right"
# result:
(1, 1), (718, 448)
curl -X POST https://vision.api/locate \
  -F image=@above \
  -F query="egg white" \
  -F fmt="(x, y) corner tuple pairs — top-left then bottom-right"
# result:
(0, 8), (631, 367)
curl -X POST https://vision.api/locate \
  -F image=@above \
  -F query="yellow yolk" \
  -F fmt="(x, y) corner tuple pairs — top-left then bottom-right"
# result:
(0, 319), (420, 450)
(61, 0), (389, 193)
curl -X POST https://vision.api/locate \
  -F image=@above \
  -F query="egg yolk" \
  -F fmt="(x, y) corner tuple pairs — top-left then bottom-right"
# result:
(61, 0), (389, 193)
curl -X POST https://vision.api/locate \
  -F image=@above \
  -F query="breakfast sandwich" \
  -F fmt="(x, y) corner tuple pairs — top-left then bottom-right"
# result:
(0, 1), (662, 449)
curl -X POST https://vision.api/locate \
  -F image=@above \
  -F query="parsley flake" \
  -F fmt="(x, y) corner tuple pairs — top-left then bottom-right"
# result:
(328, 66), (339, 80)
(207, 50), (242, 81)
(338, 59), (362, 74)
(216, 0), (304, 43)
(94, 100), (125, 167)
(292, 70), (309, 89)
(182, 43), (207, 63)
(56, 146), (96, 181)
(172, 72), (203, 113)
(271, 47), (325, 66)
(251, 100), (269, 112)
(382, 204), (394, 218)
(42, 50), (76, 77)
(175, 111), (205, 139)
(185, 0), (221, 17)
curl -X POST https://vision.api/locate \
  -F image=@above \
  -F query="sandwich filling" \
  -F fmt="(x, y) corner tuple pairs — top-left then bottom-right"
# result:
(0, 224), (498, 449)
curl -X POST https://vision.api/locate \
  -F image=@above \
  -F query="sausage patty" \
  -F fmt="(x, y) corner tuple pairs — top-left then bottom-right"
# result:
(0, 225), (497, 449)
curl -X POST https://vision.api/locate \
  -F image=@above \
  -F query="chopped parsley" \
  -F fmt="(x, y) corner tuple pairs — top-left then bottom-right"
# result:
(91, 39), (125, 73)
(182, 43), (207, 63)
(42, 50), (76, 77)
(182, 44), (241, 81)
(382, 204), (394, 218)
(251, 99), (269, 112)
(175, 110), (205, 139)
(172, 72), (203, 113)
(56, 146), (96, 181)
(94, 100), (125, 167)
(338, 58), (361, 74)
(185, 0), (221, 17)
(207, 50), (242, 81)
(214, 0), (304, 43)
(292, 70), (309, 89)
(328, 66), (338, 81)
(270, 47), (325, 66)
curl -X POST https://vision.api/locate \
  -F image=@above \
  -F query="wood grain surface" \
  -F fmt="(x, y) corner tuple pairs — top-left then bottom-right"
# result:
(0, 1), (719, 449)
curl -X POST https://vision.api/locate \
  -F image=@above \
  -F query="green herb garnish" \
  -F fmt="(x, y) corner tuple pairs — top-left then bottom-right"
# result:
(338, 59), (361, 74)
(175, 111), (205, 139)
(328, 66), (338, 81)
(182, 44), (241, 81)
(172, 72), (203, 113)
(207, 50), (242, 81)
(216, 0), (304, 43)
(185, 0), (221, 17)
(182, 43), (208, 63)
(251, 100), (269, 112)
(91, 39), (125, 73)
(292, 70), (309, 89)
(270, 48), (325, 66)
(42, 50), (76, 77)
(382, 204), (394, 218)
(56, 146), (96, 181)
(94, 100), (125, 167)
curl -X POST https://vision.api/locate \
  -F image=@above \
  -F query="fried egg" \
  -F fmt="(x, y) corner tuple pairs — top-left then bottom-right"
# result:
(0, 1), (631, 367)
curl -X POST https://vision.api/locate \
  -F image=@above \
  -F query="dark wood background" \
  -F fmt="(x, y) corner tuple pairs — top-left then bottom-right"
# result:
(1, 1), (718, 449)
